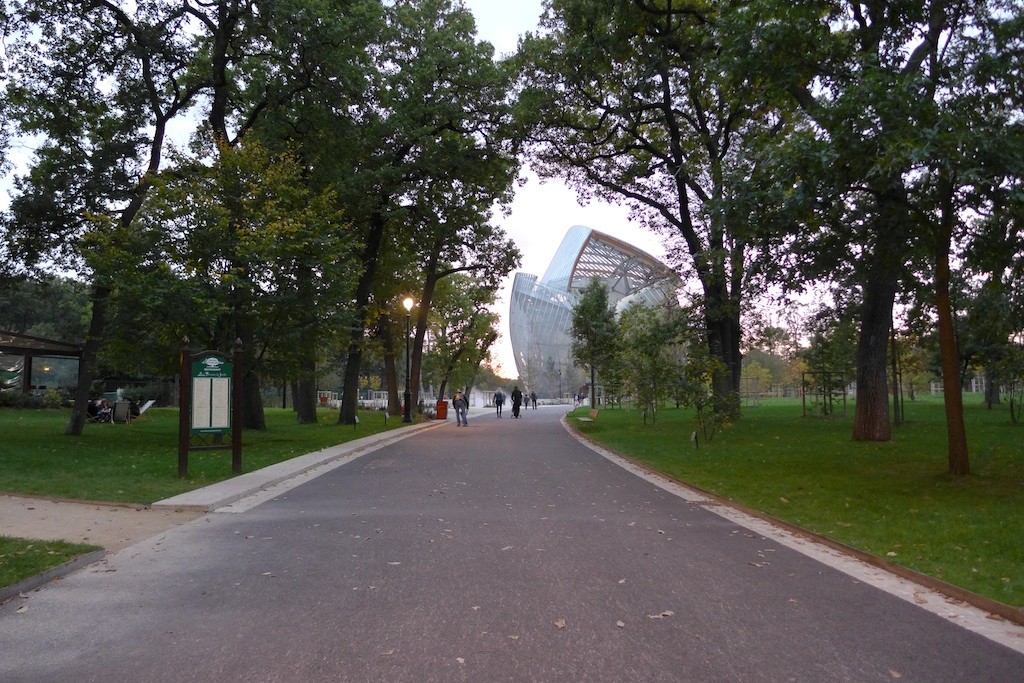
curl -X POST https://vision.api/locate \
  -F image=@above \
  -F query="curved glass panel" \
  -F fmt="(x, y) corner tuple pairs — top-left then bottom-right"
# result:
(509, 227), (677, 398)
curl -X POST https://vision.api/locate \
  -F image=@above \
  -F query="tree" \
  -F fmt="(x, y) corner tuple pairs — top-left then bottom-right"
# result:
(570, 279), (618, 409)
(519, 0), (787, 416)
(2, 0), (373, 433)
(111, 140), (357, 424)
(0, 276), (89, 342)
(618, 303), (674, 425)
(736, 0), (1024, 468)
(322, 0), (522, 425)
(405, 179), (521, 414)
(422, 274), (502, 401)
(2, 0), (203, 435)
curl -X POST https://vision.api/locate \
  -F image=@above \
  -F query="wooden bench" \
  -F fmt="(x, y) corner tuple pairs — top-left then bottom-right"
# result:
(578, 409), (600, 423)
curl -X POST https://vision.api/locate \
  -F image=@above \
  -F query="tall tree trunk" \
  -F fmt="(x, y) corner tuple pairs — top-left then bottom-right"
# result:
(379, 317), (401, 417)
(231, 283), (265, 430)
(294, 354), (318, 424)
(339, 343), (363, 426)
(852, 268), (897, 441)
(242, 368), (265, 430)
(338, 213), (387, 425)
(936, 171), (969, 475)
(704, 283), (742, 418)
(409, 275), (439, 413)
(852, 188), (906, 442)
(985, 376), (1000, 408)
(66, 284), (109, 436)
(293, 267), (318, 424)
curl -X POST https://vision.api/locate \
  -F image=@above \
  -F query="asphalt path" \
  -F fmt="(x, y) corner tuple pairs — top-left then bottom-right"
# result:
(2, 406), (1022, 681)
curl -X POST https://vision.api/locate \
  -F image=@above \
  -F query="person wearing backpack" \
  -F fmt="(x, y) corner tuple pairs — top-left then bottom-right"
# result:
(452, 390), (469, 426)
(493, 388), (505, 418)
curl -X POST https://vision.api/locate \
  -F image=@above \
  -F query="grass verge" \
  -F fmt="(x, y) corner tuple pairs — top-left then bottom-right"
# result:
(1, 405), (407, 591)
(570, 396), (1024, 610)
(0, 406), (403, 504)
(0, 536), (102, 590)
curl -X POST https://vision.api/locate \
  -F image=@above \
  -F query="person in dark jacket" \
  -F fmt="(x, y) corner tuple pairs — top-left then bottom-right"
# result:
(511, 386), (523, 418)
(494, 389), (505, 418)
(452, 390), (469, 426)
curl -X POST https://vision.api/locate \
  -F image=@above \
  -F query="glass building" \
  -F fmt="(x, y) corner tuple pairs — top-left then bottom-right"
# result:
(508, 225), (678, 398)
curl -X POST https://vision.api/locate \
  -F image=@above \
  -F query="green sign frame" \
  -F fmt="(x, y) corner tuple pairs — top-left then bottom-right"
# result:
(190, 352), (233, 435)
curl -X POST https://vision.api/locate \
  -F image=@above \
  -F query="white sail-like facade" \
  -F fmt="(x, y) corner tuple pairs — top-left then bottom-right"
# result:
(508, 226), (677, 398)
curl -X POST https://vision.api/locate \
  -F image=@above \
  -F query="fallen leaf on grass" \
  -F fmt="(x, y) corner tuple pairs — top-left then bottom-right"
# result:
(616, 620), (625, 628)
(16, 606), (28, 614)
(555, 619), (566, 629)
(508, 635), (519, 640)
(456, 657), (465, 665)
(889, 670), (902, 679)
(647, 610), (674, 619)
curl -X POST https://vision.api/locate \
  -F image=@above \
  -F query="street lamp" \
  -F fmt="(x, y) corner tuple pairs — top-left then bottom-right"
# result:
(403, 296), (415, 422)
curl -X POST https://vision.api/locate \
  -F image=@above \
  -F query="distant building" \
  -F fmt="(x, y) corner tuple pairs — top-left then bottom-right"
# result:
(508, 226), (678, 399)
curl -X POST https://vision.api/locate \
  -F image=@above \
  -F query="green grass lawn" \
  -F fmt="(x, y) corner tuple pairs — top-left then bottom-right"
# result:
(0, 406), (403, 504)
(3, 400), (1022, 610)
(0, 405), (405, 590)
(0, 537), (101, 589)
(571, 396), (1024, 609)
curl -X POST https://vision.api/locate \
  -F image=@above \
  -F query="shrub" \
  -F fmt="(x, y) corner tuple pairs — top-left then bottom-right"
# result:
(120, 381), (174, 406)
(0, 391), (42, 409)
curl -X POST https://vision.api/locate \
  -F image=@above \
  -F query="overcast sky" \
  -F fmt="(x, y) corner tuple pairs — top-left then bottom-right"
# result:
(462, 0), (668, 377)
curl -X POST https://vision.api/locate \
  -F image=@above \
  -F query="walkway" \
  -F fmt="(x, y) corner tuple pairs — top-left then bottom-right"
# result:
(1, 407), (1021, 681)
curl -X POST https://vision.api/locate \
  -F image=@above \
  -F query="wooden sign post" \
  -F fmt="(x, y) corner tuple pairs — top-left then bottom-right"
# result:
(178, 337), (243, 478)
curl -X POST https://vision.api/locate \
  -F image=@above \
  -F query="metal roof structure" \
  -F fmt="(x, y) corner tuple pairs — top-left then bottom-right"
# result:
(0, 330), (83, 357)
(508, 226), (677, 397)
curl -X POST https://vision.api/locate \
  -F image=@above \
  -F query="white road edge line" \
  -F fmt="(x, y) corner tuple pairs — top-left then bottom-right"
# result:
(568, 418), (1024, 654)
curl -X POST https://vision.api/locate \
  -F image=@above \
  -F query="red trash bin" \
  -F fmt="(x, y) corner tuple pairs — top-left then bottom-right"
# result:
(436, 400), (449, 420)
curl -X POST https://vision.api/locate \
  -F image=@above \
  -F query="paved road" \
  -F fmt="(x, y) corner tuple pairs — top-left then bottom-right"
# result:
(2, 407), (1022, 681)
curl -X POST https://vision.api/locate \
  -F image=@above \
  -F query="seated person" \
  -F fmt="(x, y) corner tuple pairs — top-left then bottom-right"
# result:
(87, 399), (101, 420)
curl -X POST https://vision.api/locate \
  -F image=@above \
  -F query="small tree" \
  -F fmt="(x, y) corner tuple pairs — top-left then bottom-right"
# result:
(671, 310), (734, 445)
(570, 279), (618, 409)
(619, 303), (673, 425)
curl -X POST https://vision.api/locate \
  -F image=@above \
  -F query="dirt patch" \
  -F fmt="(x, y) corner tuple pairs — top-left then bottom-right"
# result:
(0, 495), (205, 553)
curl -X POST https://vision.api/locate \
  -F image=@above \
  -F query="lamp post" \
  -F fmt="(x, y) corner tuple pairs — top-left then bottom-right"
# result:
(403, 297), (414, 422)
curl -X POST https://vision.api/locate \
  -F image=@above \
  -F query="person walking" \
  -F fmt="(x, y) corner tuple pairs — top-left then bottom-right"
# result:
(511, 386), (523, 419)
(452, 390), (469, 426)
(494, 389), (505, 418)
(530, 391), (537, 409)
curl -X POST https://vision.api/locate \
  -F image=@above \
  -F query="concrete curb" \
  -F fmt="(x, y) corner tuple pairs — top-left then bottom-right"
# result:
(561, 413), (1024, 628)
(0, 549), (106, 605)
(152, 419), (444, 512)
(2, 418), (450, 600)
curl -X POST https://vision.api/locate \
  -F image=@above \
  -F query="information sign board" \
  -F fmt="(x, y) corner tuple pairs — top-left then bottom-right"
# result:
(191, 353), (232, 434)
